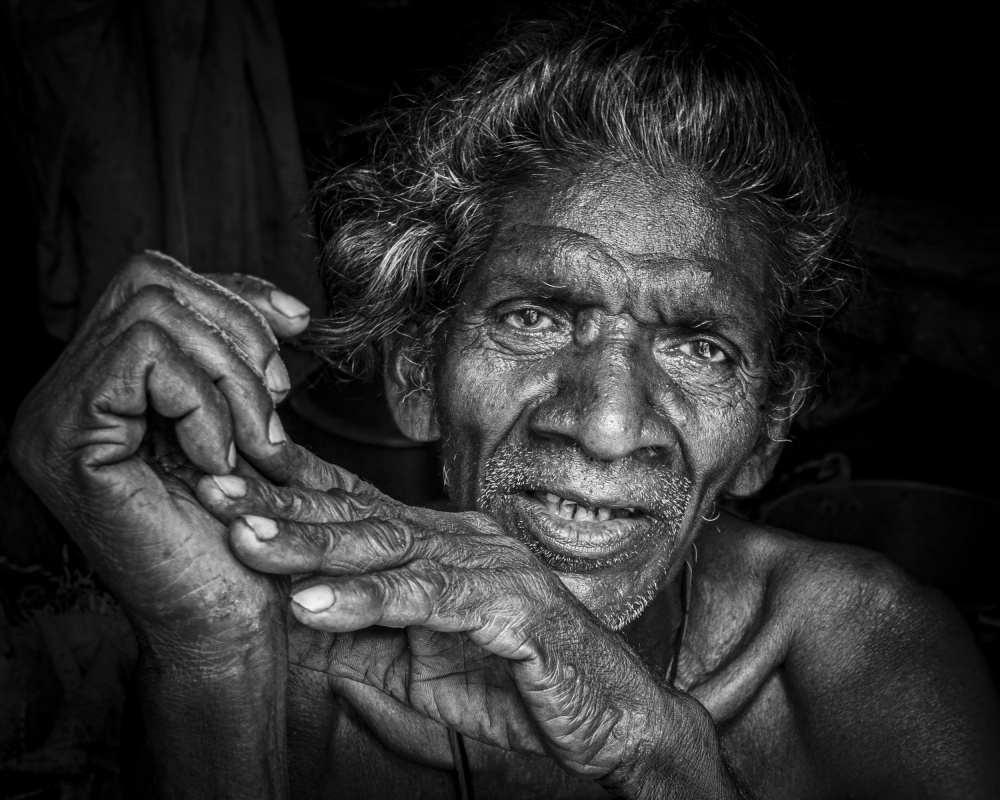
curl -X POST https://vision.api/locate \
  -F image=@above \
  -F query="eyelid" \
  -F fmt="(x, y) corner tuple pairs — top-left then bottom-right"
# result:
(659, 331), (740, 365)
(494, 299), (570, 324)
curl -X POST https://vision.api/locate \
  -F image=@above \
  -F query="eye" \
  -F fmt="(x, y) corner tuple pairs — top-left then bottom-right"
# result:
(676, 339), (729, 364)
(502, 307), (554, 330)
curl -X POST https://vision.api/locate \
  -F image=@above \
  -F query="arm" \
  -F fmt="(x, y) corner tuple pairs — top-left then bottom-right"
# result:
(132, 629), (289, 798)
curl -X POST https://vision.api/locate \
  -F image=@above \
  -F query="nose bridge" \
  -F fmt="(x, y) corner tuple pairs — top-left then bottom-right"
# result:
(537, 324), (673, 462)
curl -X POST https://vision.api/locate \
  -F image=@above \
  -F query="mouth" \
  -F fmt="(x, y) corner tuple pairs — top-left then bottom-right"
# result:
(529, 489), (641, 522)
(507, 487), (656, 569)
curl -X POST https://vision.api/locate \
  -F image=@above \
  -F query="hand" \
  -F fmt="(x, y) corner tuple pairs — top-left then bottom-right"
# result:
(196, 463), (707, 786)
(10, 252), (312, 650)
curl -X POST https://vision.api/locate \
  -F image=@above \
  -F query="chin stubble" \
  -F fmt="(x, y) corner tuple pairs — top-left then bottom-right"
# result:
(460, 438), (693, 630)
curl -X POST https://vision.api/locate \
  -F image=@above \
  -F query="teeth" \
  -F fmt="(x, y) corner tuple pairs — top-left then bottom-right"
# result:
(533, 490), (634, 522)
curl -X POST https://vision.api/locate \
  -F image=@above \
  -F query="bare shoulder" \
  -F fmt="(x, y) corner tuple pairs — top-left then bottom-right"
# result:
(684, 514), (1000, 798)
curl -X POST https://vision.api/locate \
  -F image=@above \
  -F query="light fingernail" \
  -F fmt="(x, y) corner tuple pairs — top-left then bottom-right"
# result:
(227, 442), (237, 469)
(268, 410), (286, 445)
(265, 353), (291, 394)
(293, 585), (335, 613)
(270, 290), (310, 319)
(243, 515), (278, 541)
(212, 474), (247, 498)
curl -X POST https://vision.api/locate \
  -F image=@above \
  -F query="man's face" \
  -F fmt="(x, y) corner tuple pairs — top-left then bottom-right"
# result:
(427, 165), (776, 628)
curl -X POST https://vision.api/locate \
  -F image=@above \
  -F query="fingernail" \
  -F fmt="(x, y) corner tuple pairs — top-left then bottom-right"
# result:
(243, 515), (278, 541)
(265, 353), (290, 395)
(211, 474), (247, 498)
(270, 290), (310, 319)
(268, 410), (286, 445)
(227, 442), (237, 469)
(292, 585), (335, 613)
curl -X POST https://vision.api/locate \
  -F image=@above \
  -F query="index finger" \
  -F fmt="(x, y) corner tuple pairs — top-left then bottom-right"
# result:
(105, 252), (284, 386)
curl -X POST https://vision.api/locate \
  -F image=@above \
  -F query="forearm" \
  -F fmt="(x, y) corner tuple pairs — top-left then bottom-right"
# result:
(132, 626), (289, 799)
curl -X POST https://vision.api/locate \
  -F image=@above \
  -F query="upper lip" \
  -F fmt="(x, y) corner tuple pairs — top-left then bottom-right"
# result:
(521, 485), (648, 516)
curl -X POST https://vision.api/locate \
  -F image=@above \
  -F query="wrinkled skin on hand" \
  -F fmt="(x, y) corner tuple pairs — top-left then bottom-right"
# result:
(9, 252), (312, 649)
(196, 471), (715, 788)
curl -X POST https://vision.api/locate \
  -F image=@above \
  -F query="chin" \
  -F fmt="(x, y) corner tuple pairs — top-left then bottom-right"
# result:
(481, 484), (692, 631)
(554, 569), (670, 631)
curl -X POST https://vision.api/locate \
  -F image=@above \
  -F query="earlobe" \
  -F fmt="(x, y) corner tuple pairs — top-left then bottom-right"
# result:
(383, 334), (441, 443)
(726, 433), (786, 497)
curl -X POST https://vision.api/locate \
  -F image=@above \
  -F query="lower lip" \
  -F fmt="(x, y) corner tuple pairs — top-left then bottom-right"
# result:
(510, 493), (653, 562)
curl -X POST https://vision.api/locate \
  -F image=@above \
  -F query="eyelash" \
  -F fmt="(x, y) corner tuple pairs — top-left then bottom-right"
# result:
(674, 339), (730, 364)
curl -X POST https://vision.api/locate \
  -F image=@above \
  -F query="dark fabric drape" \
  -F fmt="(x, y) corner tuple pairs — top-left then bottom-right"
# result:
(2, 0), (321, 340)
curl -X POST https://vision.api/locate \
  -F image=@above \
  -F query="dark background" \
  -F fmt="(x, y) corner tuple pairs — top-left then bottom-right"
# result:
(3, 0), (999, 481)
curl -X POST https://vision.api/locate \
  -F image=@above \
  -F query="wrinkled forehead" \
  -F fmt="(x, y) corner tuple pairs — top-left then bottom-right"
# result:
(471, 164), (776, 329)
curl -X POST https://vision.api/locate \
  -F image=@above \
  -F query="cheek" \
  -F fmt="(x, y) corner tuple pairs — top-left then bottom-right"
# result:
(436, 333), (557, 463)
(681, 375), (768, 481)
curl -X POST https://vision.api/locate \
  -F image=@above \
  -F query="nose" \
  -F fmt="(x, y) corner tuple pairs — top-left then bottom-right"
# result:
(529, 333), (680, 463)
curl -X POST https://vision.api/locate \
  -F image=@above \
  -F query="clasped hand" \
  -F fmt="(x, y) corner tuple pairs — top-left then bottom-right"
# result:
(9, 255), (686, 791)
(197, 465), (671, 780)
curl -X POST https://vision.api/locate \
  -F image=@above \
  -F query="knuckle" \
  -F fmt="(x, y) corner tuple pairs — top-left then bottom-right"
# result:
(408, 558), (450, 598)
(119, 318), (171, 355)
(131, 283), (177, 308)
(307, 522), (339, 554)
(365, 518), (414, 564)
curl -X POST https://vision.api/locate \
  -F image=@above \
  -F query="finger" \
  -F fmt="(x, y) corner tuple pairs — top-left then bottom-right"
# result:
(90, 320), (235, 475)
(113, 285), (291, 474)
(287, 568), (536, 663)
(196, 470), (385, 524)
(222, 511), (425, 576)
(283, 444), (378, 495)
(106, 252), (287, 398)
(289, 568), (449, 632)
(202, 272), (311, 339)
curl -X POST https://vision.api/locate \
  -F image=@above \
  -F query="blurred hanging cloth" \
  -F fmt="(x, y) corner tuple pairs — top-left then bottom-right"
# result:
(1, 0), (321, 340)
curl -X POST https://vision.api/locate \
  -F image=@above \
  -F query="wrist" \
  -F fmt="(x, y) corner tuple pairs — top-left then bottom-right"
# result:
(133, 587), (288, 666)
(602, 690), (743, 800)
(131, 614), (290, 798)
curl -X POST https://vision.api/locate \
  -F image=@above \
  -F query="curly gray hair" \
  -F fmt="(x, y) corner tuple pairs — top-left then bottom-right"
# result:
(308, 1), (856, 401)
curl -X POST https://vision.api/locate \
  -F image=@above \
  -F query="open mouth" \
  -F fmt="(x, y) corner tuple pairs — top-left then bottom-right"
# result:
(529, 490), (639, 523)
(507, 488), (655, 568)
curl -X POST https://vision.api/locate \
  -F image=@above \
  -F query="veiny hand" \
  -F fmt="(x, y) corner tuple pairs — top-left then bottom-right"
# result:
(10, 252), (312, 649)
(196, 463), (706, 786)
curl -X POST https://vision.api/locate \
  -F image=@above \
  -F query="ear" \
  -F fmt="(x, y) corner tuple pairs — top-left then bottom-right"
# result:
(383, 331), (441, 443)
(725, 367), (812, 498)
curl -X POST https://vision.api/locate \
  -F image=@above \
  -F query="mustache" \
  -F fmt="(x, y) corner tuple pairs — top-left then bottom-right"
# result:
(478, 438), (693, 520)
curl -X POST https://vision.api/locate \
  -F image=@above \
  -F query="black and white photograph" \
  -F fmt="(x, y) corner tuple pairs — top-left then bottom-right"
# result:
(1, 1), (997, 797)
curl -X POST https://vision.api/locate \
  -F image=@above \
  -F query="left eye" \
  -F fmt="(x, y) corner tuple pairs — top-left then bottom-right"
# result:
(502, 308), (554, 330)
(677, 339), (728, 363)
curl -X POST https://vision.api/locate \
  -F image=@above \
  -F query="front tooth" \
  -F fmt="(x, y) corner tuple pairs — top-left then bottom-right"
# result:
(573, 505), (593, 522)
(596, 507), (611, 522)
(544, 492), (561, 504)
(559, 500), (576, 519)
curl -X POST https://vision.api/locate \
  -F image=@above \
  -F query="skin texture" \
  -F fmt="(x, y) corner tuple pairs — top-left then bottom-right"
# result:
(10, 170), (1000, 799)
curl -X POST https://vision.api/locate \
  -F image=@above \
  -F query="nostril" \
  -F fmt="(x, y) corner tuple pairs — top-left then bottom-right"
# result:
(638, 445), (669, 462)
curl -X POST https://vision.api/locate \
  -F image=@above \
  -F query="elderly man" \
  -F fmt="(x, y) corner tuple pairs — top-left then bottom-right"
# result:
(10, 3), (1000, 798)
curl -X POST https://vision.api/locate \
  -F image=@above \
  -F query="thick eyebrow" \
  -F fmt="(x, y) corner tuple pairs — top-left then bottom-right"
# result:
(479, 226), (770, 351)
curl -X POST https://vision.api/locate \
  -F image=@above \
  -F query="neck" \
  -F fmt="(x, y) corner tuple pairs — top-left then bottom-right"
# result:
(620, 560), (690, 679)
